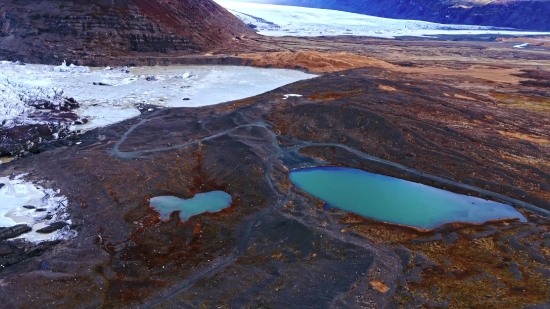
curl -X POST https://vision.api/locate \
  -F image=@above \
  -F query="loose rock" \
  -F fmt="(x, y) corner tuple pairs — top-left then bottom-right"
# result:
(0, 225), (32, 241)
(36, 222), (69, 234)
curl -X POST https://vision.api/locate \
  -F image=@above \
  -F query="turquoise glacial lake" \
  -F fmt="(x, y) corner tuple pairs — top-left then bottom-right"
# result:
(150, 191), (232, 221)
(289, 167), (527, 229)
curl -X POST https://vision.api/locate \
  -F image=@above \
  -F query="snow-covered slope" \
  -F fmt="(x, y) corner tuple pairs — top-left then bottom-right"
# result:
(217, 1), (550, 38)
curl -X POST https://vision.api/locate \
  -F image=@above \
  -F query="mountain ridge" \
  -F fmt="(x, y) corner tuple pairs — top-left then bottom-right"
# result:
(0, 0), (255, 65)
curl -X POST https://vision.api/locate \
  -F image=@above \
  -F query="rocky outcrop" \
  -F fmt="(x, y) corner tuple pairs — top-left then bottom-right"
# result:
(0, 225), (31, 241)
(0, 239), (61, 268)
(268, 0), (550, 30)
(0, 0), (255, 65)
(0, 119), (80, 157)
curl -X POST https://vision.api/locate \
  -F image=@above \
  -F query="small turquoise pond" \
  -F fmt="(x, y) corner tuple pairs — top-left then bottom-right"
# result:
(289, 167), (527, 230)
(150, 191), (232, 221)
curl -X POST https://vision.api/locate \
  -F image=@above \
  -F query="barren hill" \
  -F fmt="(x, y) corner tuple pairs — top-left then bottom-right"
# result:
(0, 0), (255, 65)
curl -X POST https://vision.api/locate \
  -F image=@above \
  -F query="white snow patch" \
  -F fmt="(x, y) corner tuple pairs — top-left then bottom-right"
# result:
(173, 72), (191, 79)
(216, 1), (550, 38)
(283, 94), (303, 99)
(77, 105), (142, 131)
(0, 175), (76, 243)
(53, 61), (91, 73)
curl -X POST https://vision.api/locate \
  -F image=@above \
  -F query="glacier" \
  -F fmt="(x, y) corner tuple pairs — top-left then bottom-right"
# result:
(0, 61), (316, 132)
(0, 73), (68, 128)
(217, 1), (550, 38)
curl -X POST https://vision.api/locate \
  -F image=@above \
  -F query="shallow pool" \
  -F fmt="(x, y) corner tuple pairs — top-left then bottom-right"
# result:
(289, 167), (527, 229)
(150, 191), (232, 221)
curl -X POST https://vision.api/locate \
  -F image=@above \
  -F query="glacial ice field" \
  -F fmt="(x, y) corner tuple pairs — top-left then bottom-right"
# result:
(0, 175), (76, 243)
(217, 1), (550, 38)
(0, 61), (316, 131)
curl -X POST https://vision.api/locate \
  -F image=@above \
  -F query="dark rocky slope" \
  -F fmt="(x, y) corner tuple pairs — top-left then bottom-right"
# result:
(1, 66), (549, 308)
(267, 0), (550, 31)
(0, 0), (255, 65)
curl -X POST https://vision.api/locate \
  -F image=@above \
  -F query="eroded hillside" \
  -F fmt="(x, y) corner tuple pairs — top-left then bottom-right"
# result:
(0, 0), (255, 64)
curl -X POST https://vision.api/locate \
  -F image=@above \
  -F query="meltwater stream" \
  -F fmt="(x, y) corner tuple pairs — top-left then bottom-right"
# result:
(290, 167), (527, 230)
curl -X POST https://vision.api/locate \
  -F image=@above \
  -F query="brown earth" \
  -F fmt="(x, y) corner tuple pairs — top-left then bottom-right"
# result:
(1, 53), (550, 308)
(238, 51), (395, 73)
(0, 32), (550, 308)
(238, 50), (525, 83)
(497, 36), (550, 48)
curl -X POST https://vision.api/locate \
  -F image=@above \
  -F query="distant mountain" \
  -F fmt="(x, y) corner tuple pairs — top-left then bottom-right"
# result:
(261, 0), (550, 31)
(0, 0), (254, 65)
